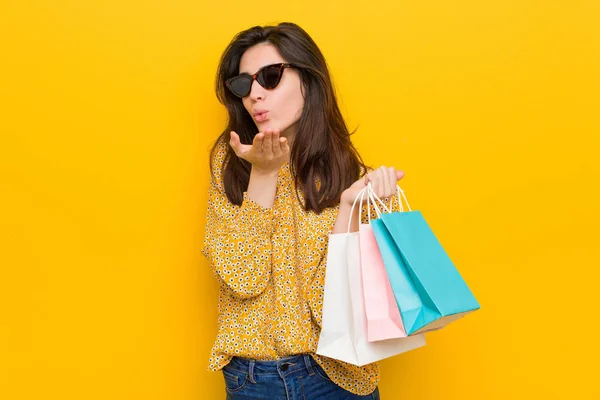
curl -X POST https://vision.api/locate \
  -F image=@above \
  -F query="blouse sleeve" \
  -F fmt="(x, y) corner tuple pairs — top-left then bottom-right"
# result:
(201, 142), (275, 299)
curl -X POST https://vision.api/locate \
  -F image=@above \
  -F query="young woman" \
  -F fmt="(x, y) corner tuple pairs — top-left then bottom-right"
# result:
(202, 22), (404, 400)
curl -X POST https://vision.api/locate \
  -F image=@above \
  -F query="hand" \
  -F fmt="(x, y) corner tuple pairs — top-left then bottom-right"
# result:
(340, 166), (405, 207)
(229, 128), (290, 175)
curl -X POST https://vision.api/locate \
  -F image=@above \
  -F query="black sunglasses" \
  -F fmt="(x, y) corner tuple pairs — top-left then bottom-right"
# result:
(225, 63), (296, 98)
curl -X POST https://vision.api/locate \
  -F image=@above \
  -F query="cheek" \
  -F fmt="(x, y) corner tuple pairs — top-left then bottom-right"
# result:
(291, 94), (305, 122)
(242, 98), (252, 114)
(281, 89), (304, 120)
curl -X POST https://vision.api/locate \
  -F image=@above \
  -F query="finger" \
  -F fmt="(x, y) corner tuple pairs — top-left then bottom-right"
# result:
(370, 168), (381, 196)
(364, 170), (373, 191)
(280, 137), (289, 155)
(253, 132), (265, 153)
(271, 130), (281, 156)
(387, 167), (397, 197)
(262, 130), (273, 155)
(396, 170), (405, 181)
(229, 131), (240, 152)
(230, 131), (247, 156)
(379, 166), (390, 198)
(388, 166), (396, 197)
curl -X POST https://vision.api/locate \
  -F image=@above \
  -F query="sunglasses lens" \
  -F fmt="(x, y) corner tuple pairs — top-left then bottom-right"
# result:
(227, 64), (288, 97)
(259, 65), (283, 89)
(227, 76), (251, 97)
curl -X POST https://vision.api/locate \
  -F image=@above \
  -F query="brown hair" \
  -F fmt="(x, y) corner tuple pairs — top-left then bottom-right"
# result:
(211, 22), (367, 213)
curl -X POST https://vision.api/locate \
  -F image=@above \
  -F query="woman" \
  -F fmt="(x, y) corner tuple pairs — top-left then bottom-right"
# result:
(202, 22), (404, 399)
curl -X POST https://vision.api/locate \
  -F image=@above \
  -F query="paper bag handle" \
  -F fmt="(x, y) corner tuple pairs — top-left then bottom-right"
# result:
(368, 184), (412, 215)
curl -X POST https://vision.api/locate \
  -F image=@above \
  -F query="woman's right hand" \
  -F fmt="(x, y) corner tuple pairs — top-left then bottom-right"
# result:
(229, 129), (290, 175)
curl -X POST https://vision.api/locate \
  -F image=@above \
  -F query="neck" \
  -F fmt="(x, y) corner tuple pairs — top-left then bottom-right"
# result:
(281, 124), (296, 149)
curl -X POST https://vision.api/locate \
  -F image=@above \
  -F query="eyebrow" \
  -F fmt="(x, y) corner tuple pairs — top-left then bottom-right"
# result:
(239, 62), (281, 75)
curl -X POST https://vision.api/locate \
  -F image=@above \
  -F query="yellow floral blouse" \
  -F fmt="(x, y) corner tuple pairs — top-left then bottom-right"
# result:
(201, 138), (379, 396)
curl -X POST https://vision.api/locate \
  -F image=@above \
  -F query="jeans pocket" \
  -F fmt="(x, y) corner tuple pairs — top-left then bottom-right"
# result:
(313, 363), (333, 383)
(222, 368), (249, 393)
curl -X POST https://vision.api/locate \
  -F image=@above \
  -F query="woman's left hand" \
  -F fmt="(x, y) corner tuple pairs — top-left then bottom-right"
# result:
(340, 166), (405, 207)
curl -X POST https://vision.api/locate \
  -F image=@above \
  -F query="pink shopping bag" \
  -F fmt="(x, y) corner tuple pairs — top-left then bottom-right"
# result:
(358, 188), (407, 342)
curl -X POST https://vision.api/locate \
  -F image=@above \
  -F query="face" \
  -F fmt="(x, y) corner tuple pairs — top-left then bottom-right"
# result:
(238, 42), (305, 138)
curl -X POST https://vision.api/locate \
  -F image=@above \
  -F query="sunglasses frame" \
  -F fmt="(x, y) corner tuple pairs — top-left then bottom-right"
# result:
(225, 63), (296, 98)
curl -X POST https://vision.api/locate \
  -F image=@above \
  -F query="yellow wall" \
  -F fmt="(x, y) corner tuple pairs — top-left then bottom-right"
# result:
(1, 1), (598, 399)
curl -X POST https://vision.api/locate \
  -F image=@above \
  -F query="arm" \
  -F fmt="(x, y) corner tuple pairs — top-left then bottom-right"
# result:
(202, 175), (276, 300)
(202, 129), (289, 299)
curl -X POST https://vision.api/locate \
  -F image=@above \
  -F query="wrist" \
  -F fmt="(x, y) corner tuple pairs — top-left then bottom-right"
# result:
(251, 166), (280, 178)
(247, 167), (279, 209)
(340, 189), (355, 207)
(333, 193), (360, 234)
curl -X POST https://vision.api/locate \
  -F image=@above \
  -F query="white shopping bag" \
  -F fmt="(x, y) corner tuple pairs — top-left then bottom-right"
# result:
(316, 188), (426, 366)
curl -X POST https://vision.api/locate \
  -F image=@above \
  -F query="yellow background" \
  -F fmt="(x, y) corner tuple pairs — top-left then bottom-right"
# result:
(1, 1), (599, 399)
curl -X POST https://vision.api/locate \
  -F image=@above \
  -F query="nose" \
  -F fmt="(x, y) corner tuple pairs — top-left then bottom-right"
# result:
(248, 79), (266, 101)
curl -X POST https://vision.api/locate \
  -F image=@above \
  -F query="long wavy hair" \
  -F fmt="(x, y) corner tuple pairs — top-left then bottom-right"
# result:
(211, 22), (367, 213)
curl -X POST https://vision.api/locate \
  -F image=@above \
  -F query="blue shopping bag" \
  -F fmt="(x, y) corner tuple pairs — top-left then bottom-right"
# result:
(369, 185), (480, 335)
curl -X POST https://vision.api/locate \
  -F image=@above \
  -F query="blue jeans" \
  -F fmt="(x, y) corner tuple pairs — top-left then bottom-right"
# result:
(222, 354), (380, 400)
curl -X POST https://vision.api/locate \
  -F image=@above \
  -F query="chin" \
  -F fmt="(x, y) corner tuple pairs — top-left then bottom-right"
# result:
(259, 121), (285, 132)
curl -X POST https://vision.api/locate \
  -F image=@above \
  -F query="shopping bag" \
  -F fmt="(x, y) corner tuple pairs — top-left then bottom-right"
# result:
(369, 185), (480, 335)
(358, 192), (407, 342)
(316, 187), (426, 366)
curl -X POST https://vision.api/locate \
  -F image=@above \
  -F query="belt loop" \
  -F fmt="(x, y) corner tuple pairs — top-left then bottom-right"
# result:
(303, 355), (315, 376)
(248, 360), (257, 383)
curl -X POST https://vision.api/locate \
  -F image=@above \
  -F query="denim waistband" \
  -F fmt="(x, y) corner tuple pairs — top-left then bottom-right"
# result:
(225, 354), (317, 383)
